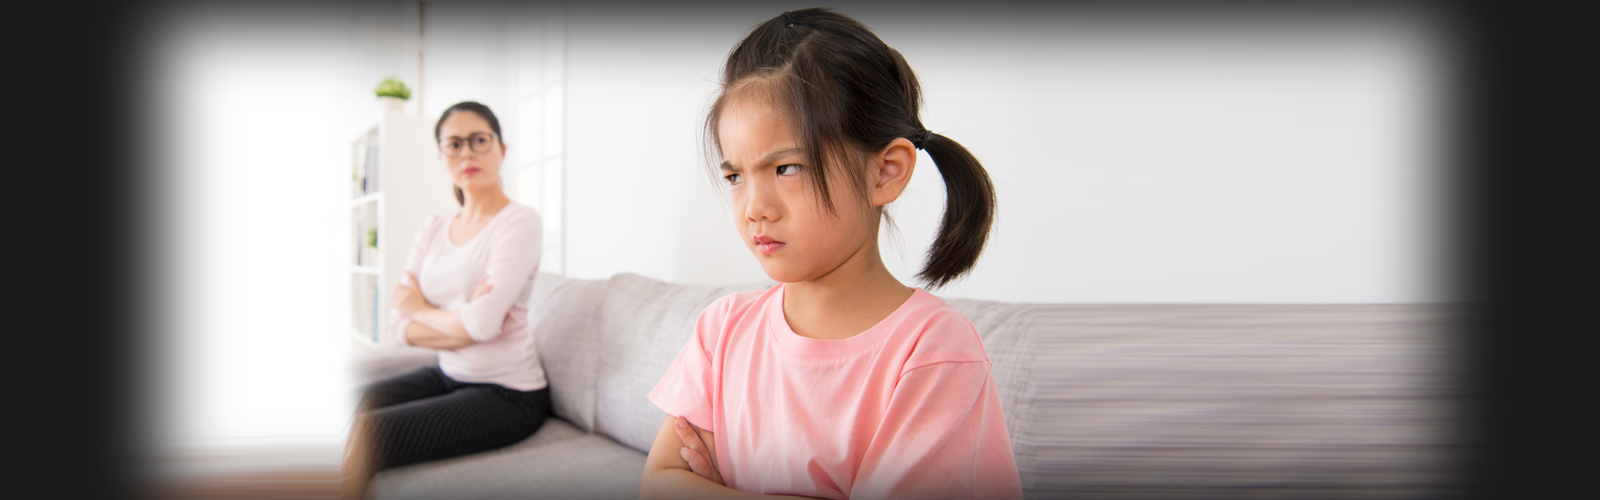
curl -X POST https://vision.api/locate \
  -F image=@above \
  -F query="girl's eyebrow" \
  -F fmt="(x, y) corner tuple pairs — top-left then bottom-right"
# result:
(722, 147), (802, 172)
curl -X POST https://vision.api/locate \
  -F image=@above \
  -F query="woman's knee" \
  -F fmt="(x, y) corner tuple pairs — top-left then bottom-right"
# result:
(358, 367), (447, 411)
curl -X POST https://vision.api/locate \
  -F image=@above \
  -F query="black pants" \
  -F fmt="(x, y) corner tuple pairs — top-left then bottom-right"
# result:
(355, 366), (551, 470)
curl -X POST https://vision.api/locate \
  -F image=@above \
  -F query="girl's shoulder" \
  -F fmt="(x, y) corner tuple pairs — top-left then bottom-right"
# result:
(689, 284), (781, 344)
(894, 289), (991, 368)
(897, 289), (976, 331)
(699, 284), (781, 325)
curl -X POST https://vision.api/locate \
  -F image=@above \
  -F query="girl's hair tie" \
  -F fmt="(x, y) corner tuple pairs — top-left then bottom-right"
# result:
(916, 129), (934, 150)
(782, 11), (795, 27)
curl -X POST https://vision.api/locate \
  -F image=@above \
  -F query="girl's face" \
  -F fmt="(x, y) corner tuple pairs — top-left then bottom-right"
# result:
(437, 111), (505, 197)
(718, 97), (880, 283)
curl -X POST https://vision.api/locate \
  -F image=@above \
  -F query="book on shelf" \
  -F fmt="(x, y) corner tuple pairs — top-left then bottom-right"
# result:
(370, 135), (381, 193)
(355, 283), (369, 340)
(353, 127), (381, 196)
(352, 140), (366, 198)
(371, 284), (381, 343)
(353, 216), (362, 266)
(354, 217), (365, 266)
(364, 128), (380, 194)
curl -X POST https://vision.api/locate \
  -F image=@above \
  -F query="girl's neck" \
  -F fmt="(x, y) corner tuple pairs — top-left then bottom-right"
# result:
(459, 187), (511, 222)
(782, 239), (915, 341)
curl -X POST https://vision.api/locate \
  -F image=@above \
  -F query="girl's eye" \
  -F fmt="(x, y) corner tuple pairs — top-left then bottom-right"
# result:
(777, 164), (802, 176)
(725, 173), (742, 185)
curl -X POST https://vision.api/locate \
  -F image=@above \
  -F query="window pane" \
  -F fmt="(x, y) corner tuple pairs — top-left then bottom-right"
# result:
(518, 96), (541, 161)
(542, 158), (561, 233)
(516, 164), (542, 209)
(543, 85), (563, 157)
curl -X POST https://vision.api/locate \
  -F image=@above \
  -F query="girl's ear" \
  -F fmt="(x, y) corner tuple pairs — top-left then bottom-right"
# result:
(870, 137), (917, 207)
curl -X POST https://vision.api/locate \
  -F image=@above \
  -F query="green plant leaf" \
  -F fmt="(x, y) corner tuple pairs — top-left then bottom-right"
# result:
(373, 76), (411, 100)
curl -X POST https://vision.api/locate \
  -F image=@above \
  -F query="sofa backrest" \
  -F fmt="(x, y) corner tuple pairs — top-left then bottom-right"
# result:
(530, 273), (1457, 498)
(524, 272), (610, 432)
(1028, 304), (1456, 498)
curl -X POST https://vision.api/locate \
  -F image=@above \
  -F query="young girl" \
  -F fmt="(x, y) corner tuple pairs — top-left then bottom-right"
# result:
(641, 8), (1021, 500)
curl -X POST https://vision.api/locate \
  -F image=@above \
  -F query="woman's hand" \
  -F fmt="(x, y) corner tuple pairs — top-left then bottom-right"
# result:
(470, 276), (493, 302)
(392, 272), (432, 318)
(675, 416), (724, 486)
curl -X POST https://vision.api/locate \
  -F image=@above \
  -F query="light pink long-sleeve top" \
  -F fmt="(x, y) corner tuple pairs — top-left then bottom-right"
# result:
(385, 202), (547, 391)
(648, 284), (1023, 500)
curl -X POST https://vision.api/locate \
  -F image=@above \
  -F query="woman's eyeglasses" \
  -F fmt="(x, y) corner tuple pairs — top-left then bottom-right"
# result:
(439, 132), (499, 158)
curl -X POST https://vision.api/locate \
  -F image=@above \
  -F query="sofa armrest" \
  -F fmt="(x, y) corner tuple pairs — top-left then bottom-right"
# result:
(346, 346), (438, 388)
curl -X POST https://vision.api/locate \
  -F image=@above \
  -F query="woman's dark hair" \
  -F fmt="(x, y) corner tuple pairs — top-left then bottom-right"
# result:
(435, 101), (503, 205)
(706, 7), (997, 288)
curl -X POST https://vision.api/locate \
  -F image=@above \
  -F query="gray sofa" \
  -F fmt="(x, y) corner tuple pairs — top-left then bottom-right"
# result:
(348, 272), (1459, 499)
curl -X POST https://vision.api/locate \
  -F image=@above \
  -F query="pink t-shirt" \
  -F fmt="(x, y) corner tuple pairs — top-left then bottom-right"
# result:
(648, 284), (1023, 500)
(385, 202), (547, 391)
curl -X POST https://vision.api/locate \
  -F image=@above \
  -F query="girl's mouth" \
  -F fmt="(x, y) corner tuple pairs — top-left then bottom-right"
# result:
(463, 167), (481, 175)
(754, 235), (785, 255)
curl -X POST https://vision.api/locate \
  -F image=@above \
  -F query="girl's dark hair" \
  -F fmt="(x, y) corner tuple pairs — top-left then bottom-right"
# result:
(706, 7), (997, 288)
(434, 101), (503, 205)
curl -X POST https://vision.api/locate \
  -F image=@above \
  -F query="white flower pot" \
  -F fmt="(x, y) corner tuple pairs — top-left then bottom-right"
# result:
(378, 96), (405, 113)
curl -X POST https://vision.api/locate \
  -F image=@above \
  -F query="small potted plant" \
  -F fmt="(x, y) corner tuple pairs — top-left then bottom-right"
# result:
(374, 76), (411, 112)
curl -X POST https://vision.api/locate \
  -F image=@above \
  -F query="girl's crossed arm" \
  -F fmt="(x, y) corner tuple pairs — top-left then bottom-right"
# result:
(641, 415), (815, 500)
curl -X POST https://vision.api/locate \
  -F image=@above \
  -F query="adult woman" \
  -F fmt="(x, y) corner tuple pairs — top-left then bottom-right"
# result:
(342, 102), (548, 499)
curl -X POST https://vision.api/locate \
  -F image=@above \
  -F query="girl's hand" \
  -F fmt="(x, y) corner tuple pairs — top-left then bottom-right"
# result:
(674, 416), (724, 486)
(469, 276), (493, 302)
(392, 272), (431, 318)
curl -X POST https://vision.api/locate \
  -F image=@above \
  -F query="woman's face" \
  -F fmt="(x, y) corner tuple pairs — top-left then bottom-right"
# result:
(437, 111), (505, 197)
(717, 96), (879, 283)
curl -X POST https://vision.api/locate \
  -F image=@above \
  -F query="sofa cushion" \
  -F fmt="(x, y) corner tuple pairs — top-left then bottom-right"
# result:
(369, 417), (646, 500)
(592, 273), (774, 453)
(526, 273), (610, 433)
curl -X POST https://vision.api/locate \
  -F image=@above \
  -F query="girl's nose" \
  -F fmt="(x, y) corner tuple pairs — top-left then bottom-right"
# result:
(743, 180), (782, 223)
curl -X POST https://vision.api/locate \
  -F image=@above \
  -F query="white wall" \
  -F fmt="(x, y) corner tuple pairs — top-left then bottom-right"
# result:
(561, 3), (1449, 303)
(562, 5), (762, 289)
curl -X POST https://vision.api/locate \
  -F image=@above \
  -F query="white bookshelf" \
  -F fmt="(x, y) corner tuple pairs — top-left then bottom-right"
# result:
(349, 109), (459, 349)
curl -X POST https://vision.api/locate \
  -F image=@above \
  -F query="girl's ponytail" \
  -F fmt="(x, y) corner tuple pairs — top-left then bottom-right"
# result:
(917, 132), (996, 288)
